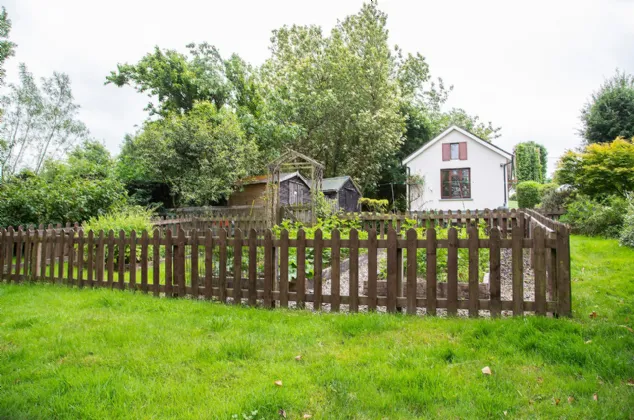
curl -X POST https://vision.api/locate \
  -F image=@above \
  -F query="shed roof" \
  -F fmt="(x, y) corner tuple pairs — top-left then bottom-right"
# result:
(321, 176), (360, 193)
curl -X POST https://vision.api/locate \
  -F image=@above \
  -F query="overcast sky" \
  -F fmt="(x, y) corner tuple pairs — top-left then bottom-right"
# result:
(4, 0), (634, 175)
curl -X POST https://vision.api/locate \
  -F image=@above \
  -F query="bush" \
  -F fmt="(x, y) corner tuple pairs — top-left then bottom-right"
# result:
(359, 197), (388, 212)
(517, 181), (541, 208)
(509, 193), (517, 201)
(539, 183), (569, 210)
(619, 193), (634, 247)
(561, 195), (627, 237)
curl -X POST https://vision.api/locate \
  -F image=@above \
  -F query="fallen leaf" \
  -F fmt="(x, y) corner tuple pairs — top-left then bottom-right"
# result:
(568, 396), (574, 404)
(537, 377), (543, 384)
(278, 408), (286, 418)
(619, 325), (633, 333)
(295, 355), (302, 361)
(589, 311), (597, 319)
(303, 415), (312, 419)
(554, 398), (561, 406)
(585, 340), (592, 344)
(627, 379), (634, 387)
(482, 366), (492, 375)
(503, 411), (507, 416)
(274, 380), (283, 387)
(593, 393), (598, 402)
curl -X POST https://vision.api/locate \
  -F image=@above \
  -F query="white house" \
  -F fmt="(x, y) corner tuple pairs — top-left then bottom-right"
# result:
(403, 125), (513, 211)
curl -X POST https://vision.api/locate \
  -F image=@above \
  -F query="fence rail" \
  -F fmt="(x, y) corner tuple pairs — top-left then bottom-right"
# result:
(0, 209), (571, 317)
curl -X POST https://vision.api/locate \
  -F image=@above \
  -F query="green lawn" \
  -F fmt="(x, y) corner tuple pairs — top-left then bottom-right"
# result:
(0, 236), (633, 419)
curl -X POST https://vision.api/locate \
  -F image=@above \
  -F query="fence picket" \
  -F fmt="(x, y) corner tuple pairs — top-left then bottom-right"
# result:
(296, 229), (306, 309)
(512, 226), (524, 316)
(141, 231), (149, 293)
(15, 227), (23, 282)
(0, 229), (5, 279)
(313, 229), (323, 310)
(367, 228), (377, 312)
(426, 228), (437, 316)
(534, 226), (547, 315)
(468, 225), (479, 317)
(130, 230), (137, 290)
(263, 230), (273, 308)
(176, 228), (186, 297)
(153, 230), (161, 296)
(489, 227), (501, 317)
(77, 230), (85, 287)
(331, 228), (341, 312)
(279, 229), (289, 308)
(349, 228), (359, 313)
(447, 227), (458, 316)
(118, 230), (125, 290)
(107, 230), (115, 288)
(87, 230), (94, 287)
(406, 228), (417, 315)
(248, 229), (257, 306)
(66, 229), (75, 286)
(96, 231), (105, 287)
(233, 229), (242, 304)
(218, 229), (227, 303)
(386, 228), (397, 313)
(165, 229), (173, 297)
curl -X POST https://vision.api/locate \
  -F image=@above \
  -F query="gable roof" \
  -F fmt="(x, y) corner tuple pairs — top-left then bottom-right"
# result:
(402, 125), (513, 165)
(321, 176), (361, 193)
(238, 171), (310, 187)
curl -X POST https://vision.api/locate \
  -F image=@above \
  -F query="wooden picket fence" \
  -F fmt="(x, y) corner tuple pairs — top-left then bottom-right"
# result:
(0, 209), (571, 317)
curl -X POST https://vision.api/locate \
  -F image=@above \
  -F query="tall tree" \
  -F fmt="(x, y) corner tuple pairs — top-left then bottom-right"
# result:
(580, 70), (634, 144)
(124, 101), (257, 205)
(514, 141), (547, 183)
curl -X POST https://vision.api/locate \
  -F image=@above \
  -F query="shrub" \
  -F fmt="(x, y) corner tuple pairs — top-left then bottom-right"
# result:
(517, 181), (541, 208)
(561, 195), (627, 237)
(619, 193), (634, 247)
(359, 197), (389, 213)
(539, 183), (569, 210)
(509, 193), (517, 201)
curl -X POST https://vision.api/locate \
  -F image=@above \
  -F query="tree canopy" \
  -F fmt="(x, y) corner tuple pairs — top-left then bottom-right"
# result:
(580, 70), (634, 144)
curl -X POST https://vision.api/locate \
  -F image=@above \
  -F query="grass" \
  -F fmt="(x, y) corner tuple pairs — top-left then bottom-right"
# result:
(0, 236), (633, 419)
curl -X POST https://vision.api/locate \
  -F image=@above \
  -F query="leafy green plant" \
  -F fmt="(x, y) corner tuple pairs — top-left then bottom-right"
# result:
(619, 193), (634, 248)
(561, 195), (627, 238)
(516, 181), (541, 208)
(359, 197), (389, 213)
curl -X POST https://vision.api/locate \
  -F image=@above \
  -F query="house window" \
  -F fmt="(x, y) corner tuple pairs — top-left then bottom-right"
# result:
(450, 143), (460, 160)
(441, 168), (471, 199)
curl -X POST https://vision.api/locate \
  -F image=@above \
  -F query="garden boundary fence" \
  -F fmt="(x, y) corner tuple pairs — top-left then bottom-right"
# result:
(0, 209), (571, 317)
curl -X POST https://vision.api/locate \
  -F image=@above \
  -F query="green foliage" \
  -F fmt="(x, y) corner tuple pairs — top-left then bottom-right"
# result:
(580, 70), (634, 144)
(561, 195), (627, 238)
(516, 181), (541, 208)
(358, 197), (389, 213)
(618, 193), (634, 248)
(0, 6), (16, 89)
(82, 205), (154, 236)
(0, 141), (127, 227)
(539, 183), (569, 211)
(125, 101), (257, 206)
(554, 138), (634, 199)
(313, 191), (337, 220)
(514, 141), (547, 183)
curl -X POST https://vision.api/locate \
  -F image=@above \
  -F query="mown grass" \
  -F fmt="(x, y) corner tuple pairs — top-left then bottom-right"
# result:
(0, 236), (633, 419)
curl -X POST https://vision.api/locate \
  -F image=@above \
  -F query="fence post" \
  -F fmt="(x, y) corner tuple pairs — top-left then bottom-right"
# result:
(204, 229), (213, 300)
(141, 231), (149, 293)
(248, 229), (257, 306)
(218, 229), (227, 303)
(15, 227), (23, 282)
(557, 225), (572, 317)
(279, 229), (289, 308)
(367, 228), (377, 312)
(0, 229), (5, 280)
(512, 225), (524, 316)
(96, 230), (105, 287)
(533, 226), (546, 315)
(164, 229), (173, 296)
(117, 230), (126, 290)
(233, 229), (243, 305)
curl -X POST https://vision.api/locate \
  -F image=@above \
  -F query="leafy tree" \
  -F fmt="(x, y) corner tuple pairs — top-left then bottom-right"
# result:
(106, 43), (233, 117)
(0, 65), (89, 177)
(580, 70), (634, 144)
(0, 140), (127, 227)
(0, 7), (16, 90)
(514, 141), (547, 183)
(553, 137), (634, 198)
(125, 101), (257, 205)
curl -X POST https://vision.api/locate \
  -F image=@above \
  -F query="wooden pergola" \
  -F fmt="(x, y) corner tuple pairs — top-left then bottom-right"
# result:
(266, 150), (324, 226)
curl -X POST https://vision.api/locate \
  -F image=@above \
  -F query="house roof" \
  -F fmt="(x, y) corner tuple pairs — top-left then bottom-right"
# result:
(238, 171), (310, 187)
(402, 125), (513, 165)
(321, 176), (360, 193)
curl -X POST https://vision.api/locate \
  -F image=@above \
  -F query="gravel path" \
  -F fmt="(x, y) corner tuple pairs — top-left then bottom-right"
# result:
(300, 248), (536, 317)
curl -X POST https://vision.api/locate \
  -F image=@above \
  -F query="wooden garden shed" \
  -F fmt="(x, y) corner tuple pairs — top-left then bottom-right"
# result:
(228, 172), (311, 207)
(321, 176), (362, 212)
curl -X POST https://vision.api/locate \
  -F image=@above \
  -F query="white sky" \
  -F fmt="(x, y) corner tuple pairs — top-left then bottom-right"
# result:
(4, 0), (634, 175)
